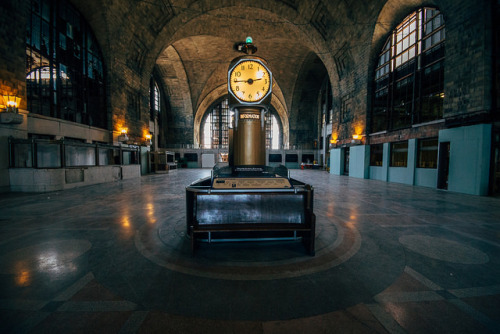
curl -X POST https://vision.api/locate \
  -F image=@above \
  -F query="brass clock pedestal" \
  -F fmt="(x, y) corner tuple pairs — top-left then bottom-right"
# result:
(232, 107), (266, 166)
(186, 40), (315, 256)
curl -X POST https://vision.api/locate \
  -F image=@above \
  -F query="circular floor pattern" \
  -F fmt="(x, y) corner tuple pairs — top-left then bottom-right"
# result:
(399, 235), (489, 264)
(135, 211), (362, 280)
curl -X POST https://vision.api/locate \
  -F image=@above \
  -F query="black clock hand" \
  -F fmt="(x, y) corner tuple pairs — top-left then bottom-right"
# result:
(246, 78), (263, 84)
(233, 78), (262, 84)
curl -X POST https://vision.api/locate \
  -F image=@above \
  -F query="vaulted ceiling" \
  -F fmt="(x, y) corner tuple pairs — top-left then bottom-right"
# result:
(68, 0), (418, 145)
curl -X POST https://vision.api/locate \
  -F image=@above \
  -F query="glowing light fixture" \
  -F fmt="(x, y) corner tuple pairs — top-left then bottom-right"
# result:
(236, 36), (257, 54)
(330, 133), (339, 146)
(2, 95), (21, 113)
(118, 128), (129, 142)
(0, 94), (24, 124)
(351, 133), (362, 145)
(145, 133), (152, 146)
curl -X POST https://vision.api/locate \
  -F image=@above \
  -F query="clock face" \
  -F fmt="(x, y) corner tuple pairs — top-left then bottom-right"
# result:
(229, 59), (271, 103)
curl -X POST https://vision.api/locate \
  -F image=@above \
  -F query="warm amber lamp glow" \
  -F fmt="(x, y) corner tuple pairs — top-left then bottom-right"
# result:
(145, 134), (151, 140)
(331, 133), (339, 144)
(352, 134), (362, 140)
(16, 270), (31, 286)
(2, 95), (21, 112)
(118, 128), (129, 143)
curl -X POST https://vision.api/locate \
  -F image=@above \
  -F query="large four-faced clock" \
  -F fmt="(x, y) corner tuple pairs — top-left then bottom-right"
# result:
(228, 58), (272, 105)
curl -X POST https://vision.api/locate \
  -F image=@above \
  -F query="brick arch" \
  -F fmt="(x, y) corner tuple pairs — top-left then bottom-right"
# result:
(371, 0), (439, 60)
(157, 45), (194, 145)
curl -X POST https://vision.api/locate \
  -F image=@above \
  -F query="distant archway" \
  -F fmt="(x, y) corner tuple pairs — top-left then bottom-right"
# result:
(194, 88), (289, 148)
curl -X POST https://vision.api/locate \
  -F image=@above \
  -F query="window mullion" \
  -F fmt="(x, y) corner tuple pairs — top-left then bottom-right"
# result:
(388, 31), (396, 131)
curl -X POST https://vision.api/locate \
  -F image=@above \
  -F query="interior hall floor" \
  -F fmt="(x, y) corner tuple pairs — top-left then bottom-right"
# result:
(1, 169), (499, 334)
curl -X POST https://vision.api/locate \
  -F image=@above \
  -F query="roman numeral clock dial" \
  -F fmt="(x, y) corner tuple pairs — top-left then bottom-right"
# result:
(228, 59), (272, 104)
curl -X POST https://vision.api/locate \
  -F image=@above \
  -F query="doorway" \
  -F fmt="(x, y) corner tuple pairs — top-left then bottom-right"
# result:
(437, 142), (450, 189)
(343, 147), (350, 176)
(493, 145), (500, 196)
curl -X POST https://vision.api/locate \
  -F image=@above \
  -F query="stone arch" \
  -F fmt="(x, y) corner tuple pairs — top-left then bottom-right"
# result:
(371, 0), (439, 63)
(193, 85), (227, 147)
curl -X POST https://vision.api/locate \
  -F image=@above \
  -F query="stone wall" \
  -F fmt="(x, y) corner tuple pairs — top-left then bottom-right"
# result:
(0, 0), (28, 107)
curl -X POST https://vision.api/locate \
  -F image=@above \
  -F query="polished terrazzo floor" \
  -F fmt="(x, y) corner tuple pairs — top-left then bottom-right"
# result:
(1, 168), (499, 333)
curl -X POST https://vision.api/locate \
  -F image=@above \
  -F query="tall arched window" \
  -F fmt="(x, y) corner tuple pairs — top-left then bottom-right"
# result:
(372, 7), (445, 133)
(202, 98), (231, 149)
(150, 78), (160, 121)
(201, 97), (282, 149)
(265, 113), (281, 150)
(26, 0), (107, 129)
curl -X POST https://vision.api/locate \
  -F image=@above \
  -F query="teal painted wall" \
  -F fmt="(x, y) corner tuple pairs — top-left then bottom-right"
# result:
(369, 166), (384, 180)
(362, 124), (492, 195)
(415, 168), (437, 188)
(140, 146), (150, 175)
(369, 141), (437, 189)
(369, 143), (389, 181)
(388, 139), (416, 185)
(330, 148), (342, 175)
(439, 124), (492, 195)
(349, 145), (369, 179)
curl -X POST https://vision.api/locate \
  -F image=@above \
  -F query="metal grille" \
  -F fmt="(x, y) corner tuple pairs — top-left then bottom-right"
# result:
(209, 98), (230, 149)
(372, 7), (445, 133)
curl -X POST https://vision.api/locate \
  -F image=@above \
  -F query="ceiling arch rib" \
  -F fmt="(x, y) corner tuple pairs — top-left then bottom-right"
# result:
(156, 45), (193, 134)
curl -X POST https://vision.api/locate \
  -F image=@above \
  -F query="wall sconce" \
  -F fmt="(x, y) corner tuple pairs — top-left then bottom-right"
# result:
(0, 94), (24, 124)
(1, 95), (21, 113)
(351, 134), (363, 145)
(144, 133), (152, 146)
(330, 133), (339, 147)
(118, 128), (129, 142)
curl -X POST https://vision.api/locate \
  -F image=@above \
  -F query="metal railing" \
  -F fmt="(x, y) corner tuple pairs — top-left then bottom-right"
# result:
(8, 138), (141, 169)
